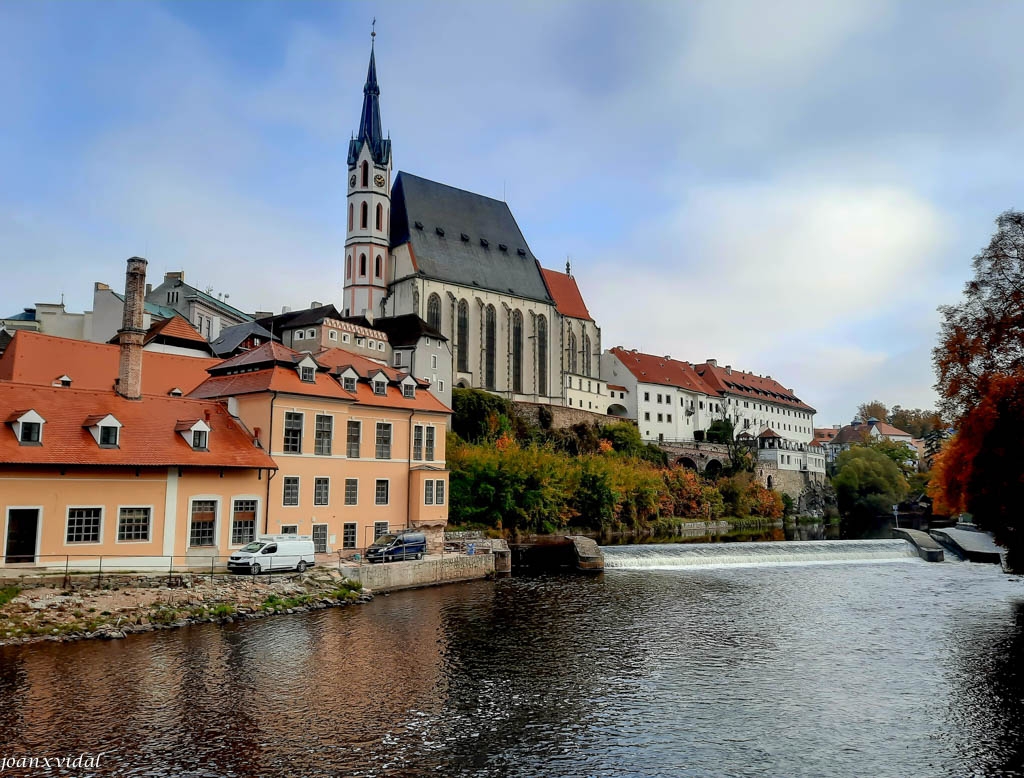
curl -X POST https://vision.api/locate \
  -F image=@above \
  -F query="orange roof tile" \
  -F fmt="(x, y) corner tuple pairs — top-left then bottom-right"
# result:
(0, 331), (220, 396)
(694, 362), (816, 414)
(0, 383), (275, 469)
(540, 268), (593, 321)
(608, 347), (717, 395)
(190, 366), (353, 401)
(144, 314), (213, 351)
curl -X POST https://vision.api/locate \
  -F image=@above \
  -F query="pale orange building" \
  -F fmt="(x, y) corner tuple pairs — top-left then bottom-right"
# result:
(0, 257), (451, 570)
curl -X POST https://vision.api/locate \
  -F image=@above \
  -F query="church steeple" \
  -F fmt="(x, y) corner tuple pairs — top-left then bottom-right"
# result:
(348, 30), (390, 167)
(343, 24), (393, 319)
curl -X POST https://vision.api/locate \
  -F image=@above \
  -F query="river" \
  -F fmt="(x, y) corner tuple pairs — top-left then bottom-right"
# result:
(1, 542), (1022, 777)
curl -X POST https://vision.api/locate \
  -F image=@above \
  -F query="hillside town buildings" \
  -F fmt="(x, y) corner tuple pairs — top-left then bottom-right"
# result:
(0, 258), (451, 569)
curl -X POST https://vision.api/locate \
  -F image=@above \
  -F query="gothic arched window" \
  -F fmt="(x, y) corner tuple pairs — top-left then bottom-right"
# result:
(582, 333), (592, 377)
(484, 305), (496, 390)
(359, 253), (367, 277)
(361, 161), (369, 188)
(427, 293), (442, 331)
(360, 202), (368, 229)
(375, 203), (383, 231)
(348, 203), (353, 230)
(512, 310), (523, 393)
(345, 254), (352, 279)
(456, 299), (469, 373)
(567, 330), (578, 374)
(537, 315), (548, 395)
(375, 255), (383, 279)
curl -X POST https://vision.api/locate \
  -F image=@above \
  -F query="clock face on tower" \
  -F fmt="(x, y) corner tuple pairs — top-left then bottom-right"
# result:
(374, 174), (385, 188)
(349, 174), (356, 188)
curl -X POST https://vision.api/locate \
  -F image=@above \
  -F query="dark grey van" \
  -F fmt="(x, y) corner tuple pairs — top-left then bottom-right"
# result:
(365, 531), (427, 563)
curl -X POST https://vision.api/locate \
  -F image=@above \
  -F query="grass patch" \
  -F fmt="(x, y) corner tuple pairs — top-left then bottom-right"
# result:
(0, 586), (21, 607)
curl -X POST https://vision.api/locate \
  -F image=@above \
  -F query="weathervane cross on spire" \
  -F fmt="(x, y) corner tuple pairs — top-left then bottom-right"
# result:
(371, 17), (376, 44)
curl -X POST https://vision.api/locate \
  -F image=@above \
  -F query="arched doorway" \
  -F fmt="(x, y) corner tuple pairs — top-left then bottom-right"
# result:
(704, 459), (723, 478)
(766, 475), (774, 490)
(677, 457), (698, 470)
(607, 403), (629, 417)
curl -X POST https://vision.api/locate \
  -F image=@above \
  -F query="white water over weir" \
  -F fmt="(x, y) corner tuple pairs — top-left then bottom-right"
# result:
(602, 539), (920, 570)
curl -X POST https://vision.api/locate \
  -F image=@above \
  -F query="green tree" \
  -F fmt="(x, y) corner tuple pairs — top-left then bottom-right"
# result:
(833, 447), (909, 520)
(859, 437), (919, 480)
(452, 388), (513, 443)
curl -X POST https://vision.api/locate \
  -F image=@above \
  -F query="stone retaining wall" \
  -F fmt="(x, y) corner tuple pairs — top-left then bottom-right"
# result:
(512, 401), (617, 430)
(341, 553), (495, 592)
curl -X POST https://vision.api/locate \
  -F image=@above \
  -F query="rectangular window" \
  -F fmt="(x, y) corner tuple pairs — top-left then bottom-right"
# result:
(435, 480), (446, 506)
(343, 522), (357, 549)
(439, 380), (445, 393)
(403, 384), (415, 399)
(343, 376), (356, 392)
(189, 500), (216, 547)
(99, 425), (119, 447)
(231, 499), (257, 545)
(425, 480), (434, 505)
(413, 425), (423, 461)
(345, 478), (358, 505)
(375, 479), (389, 505)
(431, 354), (438, 369)
(283, 412), (303, 453)
(375, 423), (392, 459)
(314, 414), (333, 455)
(374, 521), (389, 539)
(300, 365), (315, 383)
(20, 422), (41, 444)
(281, 525), (298, 535)
(314, 477), (330, 506)
(667, 414), (672, 423)
(373, 380), (387, 396)
(394, 352), (403, 366)
(425, 427), (435, 461)
(283, 476), (300, 506)
(644, 412), (650, 421)
(117, 507), (151, 542)
(644, 392), (650, 402)
(657, 413), (663, 422)
(66, 507), (102, 543)
(192, 429), (208, 450)
(347, 420), (361, 458)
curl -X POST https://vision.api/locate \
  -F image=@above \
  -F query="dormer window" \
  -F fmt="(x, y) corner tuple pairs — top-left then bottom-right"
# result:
(8, 410), (45, 445)
(176, 418), (211, 450)
(343, 376), (356, 392)
(84, 414), (122, 448)
(100, 426), (119, 447)
(403, 384), (415, 399)
(373, 379), (387, 396)
(55, 375), (72, 388)
(168, 387), (184, 397)
(301, 366), (315, 383)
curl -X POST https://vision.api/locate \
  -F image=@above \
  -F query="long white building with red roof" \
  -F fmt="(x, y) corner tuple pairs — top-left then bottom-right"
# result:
(602, 347), (826, 476)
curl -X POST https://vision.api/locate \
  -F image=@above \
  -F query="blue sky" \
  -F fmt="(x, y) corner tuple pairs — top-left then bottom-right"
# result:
(2, 1), (1022, 424)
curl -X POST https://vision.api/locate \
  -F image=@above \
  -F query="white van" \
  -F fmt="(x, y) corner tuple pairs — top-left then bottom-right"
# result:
(227, 535), (316, 575)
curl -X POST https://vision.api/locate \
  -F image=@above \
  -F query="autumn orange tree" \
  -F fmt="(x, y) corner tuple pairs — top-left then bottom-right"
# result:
(931, 210), (1024, 570)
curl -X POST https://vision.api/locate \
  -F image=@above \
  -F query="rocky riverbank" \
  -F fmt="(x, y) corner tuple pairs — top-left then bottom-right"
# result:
(0, 568), (372, 647)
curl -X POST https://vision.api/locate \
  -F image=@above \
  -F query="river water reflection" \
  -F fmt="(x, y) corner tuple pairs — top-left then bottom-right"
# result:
(0, 555), (1022, 777)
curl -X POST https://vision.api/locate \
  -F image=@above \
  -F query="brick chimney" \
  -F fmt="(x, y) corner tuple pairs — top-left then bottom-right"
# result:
(116, 256), (148, 399)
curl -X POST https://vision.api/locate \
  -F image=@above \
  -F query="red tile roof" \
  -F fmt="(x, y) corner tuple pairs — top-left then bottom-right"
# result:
(0, 331), (220, 396)
(193, 344), (451, 415)
(694, 362), (816, 413)
(144, 314), (213, 352)
(540, 268), (593, 321)
(607, 384), (628, 392)
(0, 383), (275, 469)
(608, 347), (718, 395)
(833, 420), (912, 444)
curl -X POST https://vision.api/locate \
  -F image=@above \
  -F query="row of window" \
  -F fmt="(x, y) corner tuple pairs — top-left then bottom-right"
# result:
(282, 415), (436, 460)
(345, 252), (385, 281)
(280, 476), (445, 508)
(14, 416), (208, 452)
(566, 376), (604, 394)
(347, 201), (387, 232)
(450, 299), (550, 395)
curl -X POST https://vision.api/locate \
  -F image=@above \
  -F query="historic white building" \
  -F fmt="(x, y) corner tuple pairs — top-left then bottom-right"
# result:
(340, 39), (601, 406)
(602, 348), (826, 475)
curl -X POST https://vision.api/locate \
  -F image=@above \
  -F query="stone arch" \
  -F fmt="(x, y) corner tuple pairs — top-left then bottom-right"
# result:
(677, 457), (698, 470)
(704, 459), (723, 477)
(607, 403), (629, 417)
(766, 474), (774, 491)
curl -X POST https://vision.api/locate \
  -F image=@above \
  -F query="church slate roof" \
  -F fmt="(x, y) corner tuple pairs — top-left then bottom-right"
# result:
(390, 172), (554, 305)
(372, 314), (447, 348)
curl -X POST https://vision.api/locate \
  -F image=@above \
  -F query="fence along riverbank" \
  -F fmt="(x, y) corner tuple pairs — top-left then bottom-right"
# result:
(602, 539), (920, 570)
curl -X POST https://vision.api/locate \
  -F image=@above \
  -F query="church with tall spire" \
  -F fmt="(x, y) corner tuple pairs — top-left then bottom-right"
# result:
(341, 31), (605, 414)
